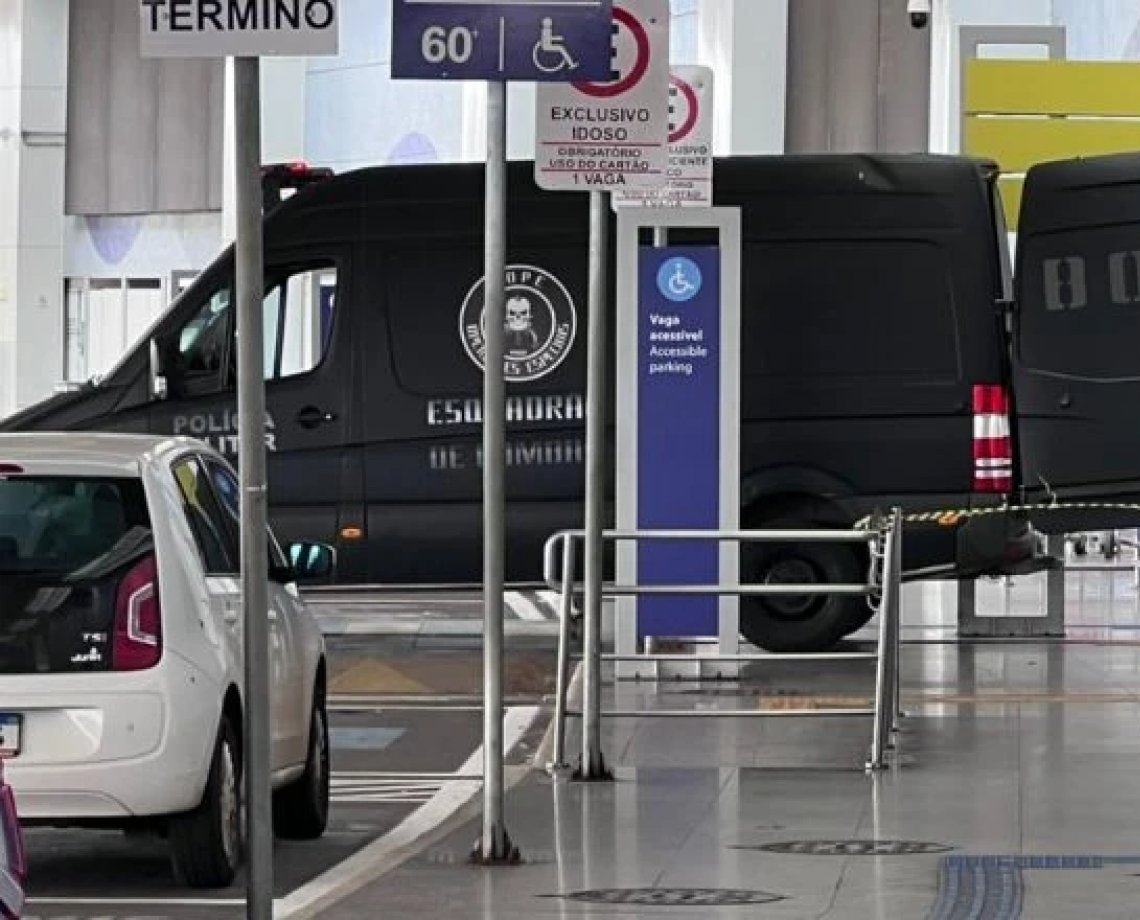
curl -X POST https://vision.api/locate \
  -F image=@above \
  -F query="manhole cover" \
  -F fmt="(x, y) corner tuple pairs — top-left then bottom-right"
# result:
(751, 840), (953, 856)
(550, 888), (785, 906)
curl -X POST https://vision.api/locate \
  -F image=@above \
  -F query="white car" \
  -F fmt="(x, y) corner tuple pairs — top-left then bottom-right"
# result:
(0, 762), (23, 919)
(0, 433), (332, 888)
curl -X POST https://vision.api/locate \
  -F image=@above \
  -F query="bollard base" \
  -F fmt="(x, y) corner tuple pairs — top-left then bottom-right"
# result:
(573, 754), (614, 783)
(470, 831), (523, 867)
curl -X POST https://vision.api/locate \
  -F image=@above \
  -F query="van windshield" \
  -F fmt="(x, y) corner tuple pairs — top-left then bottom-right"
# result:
(0, 477), (152, 578)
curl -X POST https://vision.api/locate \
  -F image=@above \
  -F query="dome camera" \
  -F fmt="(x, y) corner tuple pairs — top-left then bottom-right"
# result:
(908, 0), (931, 28)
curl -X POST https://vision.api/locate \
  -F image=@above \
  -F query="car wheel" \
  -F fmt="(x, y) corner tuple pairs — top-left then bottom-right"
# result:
(169, 716), (242, 888)
(272, 690), (330, 840)
(740, 539), (872, 653)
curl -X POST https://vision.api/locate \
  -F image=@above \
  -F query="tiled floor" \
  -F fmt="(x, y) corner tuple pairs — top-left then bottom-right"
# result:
(321, 564), (1140, 919)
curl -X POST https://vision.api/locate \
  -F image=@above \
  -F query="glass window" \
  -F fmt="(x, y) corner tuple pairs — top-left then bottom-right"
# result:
(173, 458), (238, 575)
(204, 459), (289, 570)
(0, 476), (151, 575)
(178, 288), (233, 379)
(263, 265), (337, 381)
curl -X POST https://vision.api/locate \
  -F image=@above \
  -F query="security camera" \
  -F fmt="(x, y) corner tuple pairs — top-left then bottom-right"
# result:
(907, 0), (931, 28)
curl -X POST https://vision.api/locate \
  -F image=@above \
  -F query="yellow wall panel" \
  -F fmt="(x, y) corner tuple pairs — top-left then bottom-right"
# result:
(966, 59), (1140, 117)
(963, 117), (1140, 173)
(996, 177), (1023, 231)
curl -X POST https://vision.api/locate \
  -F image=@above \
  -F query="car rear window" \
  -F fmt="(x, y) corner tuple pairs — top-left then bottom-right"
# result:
(0, 476), (151, 575)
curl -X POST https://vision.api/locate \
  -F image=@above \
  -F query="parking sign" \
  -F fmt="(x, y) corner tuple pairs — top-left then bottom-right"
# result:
(534, 0), (670, 191)
(392, 0), (613, 81)
(616, 66), (714, 208)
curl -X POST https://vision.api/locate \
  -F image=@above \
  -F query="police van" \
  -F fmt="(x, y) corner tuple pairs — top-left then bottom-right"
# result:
(7, 152), (1140, 652)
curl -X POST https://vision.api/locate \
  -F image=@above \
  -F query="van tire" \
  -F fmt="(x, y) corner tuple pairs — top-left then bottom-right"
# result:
(169, 716), (242, 888)
(740, 537), (871, 653)
(273, 692), (330, 840)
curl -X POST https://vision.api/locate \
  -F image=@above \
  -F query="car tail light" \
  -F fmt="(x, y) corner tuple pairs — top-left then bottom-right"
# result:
(0, 779), (24, 884)
(113, 554), (163, 671)
(973, 384), (1013, 494)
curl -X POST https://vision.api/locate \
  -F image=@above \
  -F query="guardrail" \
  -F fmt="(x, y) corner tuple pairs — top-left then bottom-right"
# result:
(542, 510), (904, 774)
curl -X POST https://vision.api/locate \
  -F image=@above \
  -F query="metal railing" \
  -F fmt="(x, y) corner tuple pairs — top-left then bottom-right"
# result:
(542, 510), (904, 774)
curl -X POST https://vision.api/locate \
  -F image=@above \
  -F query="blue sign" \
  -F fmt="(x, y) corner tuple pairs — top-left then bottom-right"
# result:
(392, 0), (613, 82)
(637, 245), (721, 640)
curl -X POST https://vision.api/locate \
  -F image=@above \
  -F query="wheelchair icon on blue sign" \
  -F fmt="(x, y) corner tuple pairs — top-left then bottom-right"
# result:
(657, 257), (703, 303)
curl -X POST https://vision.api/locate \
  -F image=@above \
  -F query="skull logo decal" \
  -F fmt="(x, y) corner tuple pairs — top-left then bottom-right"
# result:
(460, 265), (578, 383)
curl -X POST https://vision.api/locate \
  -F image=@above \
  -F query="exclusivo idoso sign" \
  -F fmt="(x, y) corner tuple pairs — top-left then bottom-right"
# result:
(534, 0), (670, 191)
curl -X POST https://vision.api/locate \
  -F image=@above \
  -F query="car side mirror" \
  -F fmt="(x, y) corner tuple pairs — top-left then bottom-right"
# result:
(288, 542), (336, 582)
(149, 338), (168, 401)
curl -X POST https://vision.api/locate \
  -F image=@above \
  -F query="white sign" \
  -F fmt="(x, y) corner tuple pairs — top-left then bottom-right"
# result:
(616, 66), (713, 208)
(140, 0), (340, 58)
(534, 0), (670, 191)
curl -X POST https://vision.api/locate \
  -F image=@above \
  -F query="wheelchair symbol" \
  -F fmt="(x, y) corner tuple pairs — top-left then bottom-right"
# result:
(657, 257), (703, 303)
(533, 17), (579, 73)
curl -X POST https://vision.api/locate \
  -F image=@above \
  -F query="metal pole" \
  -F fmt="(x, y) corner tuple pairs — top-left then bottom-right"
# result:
(234, 57), (272, 920)
(868, 523), (893, 771)
(891, 511), (903, 734)
(477, 79), (515, 863)
(580, 190), (611, 780)
(549, 535), (576, 772)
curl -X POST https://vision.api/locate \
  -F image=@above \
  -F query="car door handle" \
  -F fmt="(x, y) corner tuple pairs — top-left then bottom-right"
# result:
(296, 405), (338, 429)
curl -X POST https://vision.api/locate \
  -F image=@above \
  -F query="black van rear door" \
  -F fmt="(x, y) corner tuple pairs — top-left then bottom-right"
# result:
(1014, 153), (1140, 510)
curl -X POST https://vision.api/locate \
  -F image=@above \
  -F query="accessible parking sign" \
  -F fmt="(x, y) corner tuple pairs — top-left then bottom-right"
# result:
(392, 0), (613, 81)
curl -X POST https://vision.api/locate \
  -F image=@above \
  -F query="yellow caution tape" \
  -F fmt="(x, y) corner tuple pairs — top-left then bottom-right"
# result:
(855, 500), (1140, 531)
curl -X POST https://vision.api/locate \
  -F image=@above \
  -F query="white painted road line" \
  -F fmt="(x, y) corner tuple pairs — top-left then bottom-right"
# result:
(26, 896), (247, 906)
(331, 772), (488, 805)
(276, 705), (541, 920)
(505, 590), (549, 621)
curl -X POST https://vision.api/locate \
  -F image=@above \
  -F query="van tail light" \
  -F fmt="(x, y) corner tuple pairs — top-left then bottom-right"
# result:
(0, 778), (24, 884)
(113, 554), (163, 672)
(973, 384), (1013, 494)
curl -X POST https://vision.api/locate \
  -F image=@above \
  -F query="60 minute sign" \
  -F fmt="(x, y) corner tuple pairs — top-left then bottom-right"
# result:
(420, 24), (477, 65)
(392, 0), (613, 82)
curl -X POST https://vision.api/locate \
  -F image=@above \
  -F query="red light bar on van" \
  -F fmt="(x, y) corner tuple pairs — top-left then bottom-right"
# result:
(0, 465), (23, 476)
(972, 384), (1012, 494)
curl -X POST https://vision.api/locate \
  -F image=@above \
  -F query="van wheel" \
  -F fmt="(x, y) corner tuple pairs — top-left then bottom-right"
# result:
(740, 540), (872, 652)
(170, 716), (242, 888)
(273, 692), (330, 840)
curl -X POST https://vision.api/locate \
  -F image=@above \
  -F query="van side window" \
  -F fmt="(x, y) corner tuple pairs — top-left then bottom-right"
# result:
(176, 289), (233, 393)
(262, 264), (337, 381)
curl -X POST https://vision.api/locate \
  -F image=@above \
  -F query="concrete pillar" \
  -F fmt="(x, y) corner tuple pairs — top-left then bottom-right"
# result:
(785, 0), (931, 154)
(0, 0), (68, 416)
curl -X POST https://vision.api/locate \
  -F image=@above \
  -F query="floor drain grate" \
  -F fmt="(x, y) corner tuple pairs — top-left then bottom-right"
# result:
(549, 888), (786, 906)
(750, 840), (953, 856)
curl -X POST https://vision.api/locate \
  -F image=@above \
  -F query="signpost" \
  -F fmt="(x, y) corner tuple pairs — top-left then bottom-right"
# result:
(534, 0), (670, 191)
(392, 0), (613, 81)
(393, 0), (612, 862)
(140, 3), (339, 918)
(615, 209), (741, 682)
(616, 65), (714, 208)
(534, 0), (668, 780)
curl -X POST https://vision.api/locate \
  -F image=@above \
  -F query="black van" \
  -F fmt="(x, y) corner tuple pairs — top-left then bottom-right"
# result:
(8, 152), (1140, 652)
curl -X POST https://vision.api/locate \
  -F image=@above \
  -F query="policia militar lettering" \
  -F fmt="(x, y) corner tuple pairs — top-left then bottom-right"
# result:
(11, 152), (1140, 653)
